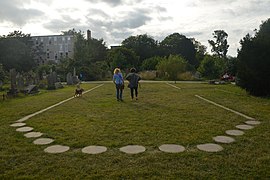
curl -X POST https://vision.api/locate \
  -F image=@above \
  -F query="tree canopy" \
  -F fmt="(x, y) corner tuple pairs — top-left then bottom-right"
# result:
(237, 18), (270, 96)
(208, 30), (229, 58)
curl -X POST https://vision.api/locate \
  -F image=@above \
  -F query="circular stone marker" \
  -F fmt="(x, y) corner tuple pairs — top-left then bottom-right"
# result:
(82, 146), (107, 154)
(44, 145), (70, 154)
(159, 144), (185, 153)
(226, 130), (244, 136)
(24, 132), (43, 138)
(236, 124), (254, 130)
(120, 145), (146, 154)
(245, 120), (261, 125)
(33, 138), (54, 145)
(197, 143), (223, 152)
(10, 123), (26, 127)
(16, 126), (33, 132)
(213, 136), (235, 144)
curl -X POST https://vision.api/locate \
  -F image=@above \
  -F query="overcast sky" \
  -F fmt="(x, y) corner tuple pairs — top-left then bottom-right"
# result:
(0, 0), (269, 56)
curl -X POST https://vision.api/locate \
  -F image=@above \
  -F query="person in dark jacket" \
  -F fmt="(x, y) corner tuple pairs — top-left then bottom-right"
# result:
(126, 68), (141, 100)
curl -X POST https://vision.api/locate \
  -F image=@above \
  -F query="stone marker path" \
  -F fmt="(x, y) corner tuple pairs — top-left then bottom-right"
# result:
(10, 123), (26, 127)
(120, 145), (146, 154)
(9, 83), (262, 155)
(236, 124), (254, 130)
(16, 126), (33, 132)
(33, 138), (54, 145)
(197, 143), (223, 152)
(159, 144), (185, 153)
(225, 130), (245, 136)
(82, 146), (107, 154)
(44, 145), (70, 153)
(213, 136), (235, 144)
(24, 132), (43, 138)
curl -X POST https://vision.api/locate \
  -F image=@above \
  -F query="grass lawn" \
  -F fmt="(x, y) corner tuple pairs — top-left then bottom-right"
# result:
(0, 82), (269, 179)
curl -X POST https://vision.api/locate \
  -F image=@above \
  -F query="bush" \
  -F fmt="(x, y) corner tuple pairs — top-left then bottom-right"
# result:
(139, 71), (157, 80)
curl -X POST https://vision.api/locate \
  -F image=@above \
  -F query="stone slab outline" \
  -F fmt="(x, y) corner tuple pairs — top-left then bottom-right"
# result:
(195, 95), (255, 120)
(16, 84), (104, 122)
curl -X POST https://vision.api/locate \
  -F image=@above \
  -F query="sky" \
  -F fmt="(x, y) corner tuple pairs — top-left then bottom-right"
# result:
(0, 0), (269, 56)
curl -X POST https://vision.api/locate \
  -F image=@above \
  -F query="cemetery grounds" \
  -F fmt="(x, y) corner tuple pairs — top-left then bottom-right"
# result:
(0, 82), (269, 179)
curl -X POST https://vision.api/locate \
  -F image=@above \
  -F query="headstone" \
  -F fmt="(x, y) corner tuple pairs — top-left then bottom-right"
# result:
(0, 80), (3, 90)
(16, 73), (25, 91)
(8, 69), (18, 96)
(55, 82), (64, 89)
(47, 72), (57, 89)
(66, 72), (73, 85)
(24, 85), (39, 94)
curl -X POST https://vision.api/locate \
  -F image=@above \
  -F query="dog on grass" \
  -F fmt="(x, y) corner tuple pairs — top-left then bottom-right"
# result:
(74, 88), (84, 97)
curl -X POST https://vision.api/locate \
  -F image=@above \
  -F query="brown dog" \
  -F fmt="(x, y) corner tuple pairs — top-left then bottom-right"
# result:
(74, 88), (84, 97)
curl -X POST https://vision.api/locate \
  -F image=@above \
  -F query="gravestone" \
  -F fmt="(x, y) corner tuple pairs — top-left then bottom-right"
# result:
(0, 80), (3, 90)
(66, 72), (73, 85)
(47, 72), (57, 90)
(24, 85), (39, 94)
(16, 73), (25, 91)
(55, 82), (64, 89)
(7, 69), (18, 96)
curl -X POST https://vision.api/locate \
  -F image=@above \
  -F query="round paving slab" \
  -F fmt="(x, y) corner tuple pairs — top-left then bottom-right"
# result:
(10, 122), (26, 127)
(245, 120), (261, 125)
(226, 130), (244, 136)
(159, 144), (185, 153)
(24, 132), (43, 138)
(82, 146), (107, 154)
(44, 145), (70, 154)
(33, 138), (54, 145)
(236, 124), (254, 130)
(16, 126), (33, 132)
(197, 143), (223, 152)
(120, 145), (146, 154)
(213, 136), (235, 144)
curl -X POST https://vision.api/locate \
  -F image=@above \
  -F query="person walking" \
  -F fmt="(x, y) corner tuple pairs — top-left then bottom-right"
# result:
(113, 68), (124, 101)
(126, 68), (141, 100)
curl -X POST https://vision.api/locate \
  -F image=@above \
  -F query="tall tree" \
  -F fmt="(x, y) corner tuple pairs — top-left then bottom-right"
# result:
(191, 38), (207, 67)
(160, 33), (197, 67)
(237, 18), (270, 96)
(0, 31), (36, 72)
(107, 47), (139, 71)
(208, 30), (229, 58)
(122, 34), (158, 66)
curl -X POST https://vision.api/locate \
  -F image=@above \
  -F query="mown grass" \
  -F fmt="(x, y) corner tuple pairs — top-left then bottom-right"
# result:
(0, 82), (269, 179)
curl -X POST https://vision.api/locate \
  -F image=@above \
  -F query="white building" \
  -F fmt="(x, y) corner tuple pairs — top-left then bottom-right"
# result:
(31, 34), (75, 65)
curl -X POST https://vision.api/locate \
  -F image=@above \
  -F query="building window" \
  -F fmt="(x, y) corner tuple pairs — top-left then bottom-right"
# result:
(66, 52), (68, 57)
(47, 53), (50, 59)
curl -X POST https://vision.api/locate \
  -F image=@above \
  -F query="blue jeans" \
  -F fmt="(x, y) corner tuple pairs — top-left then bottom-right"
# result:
(116, 84), (123, 100)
